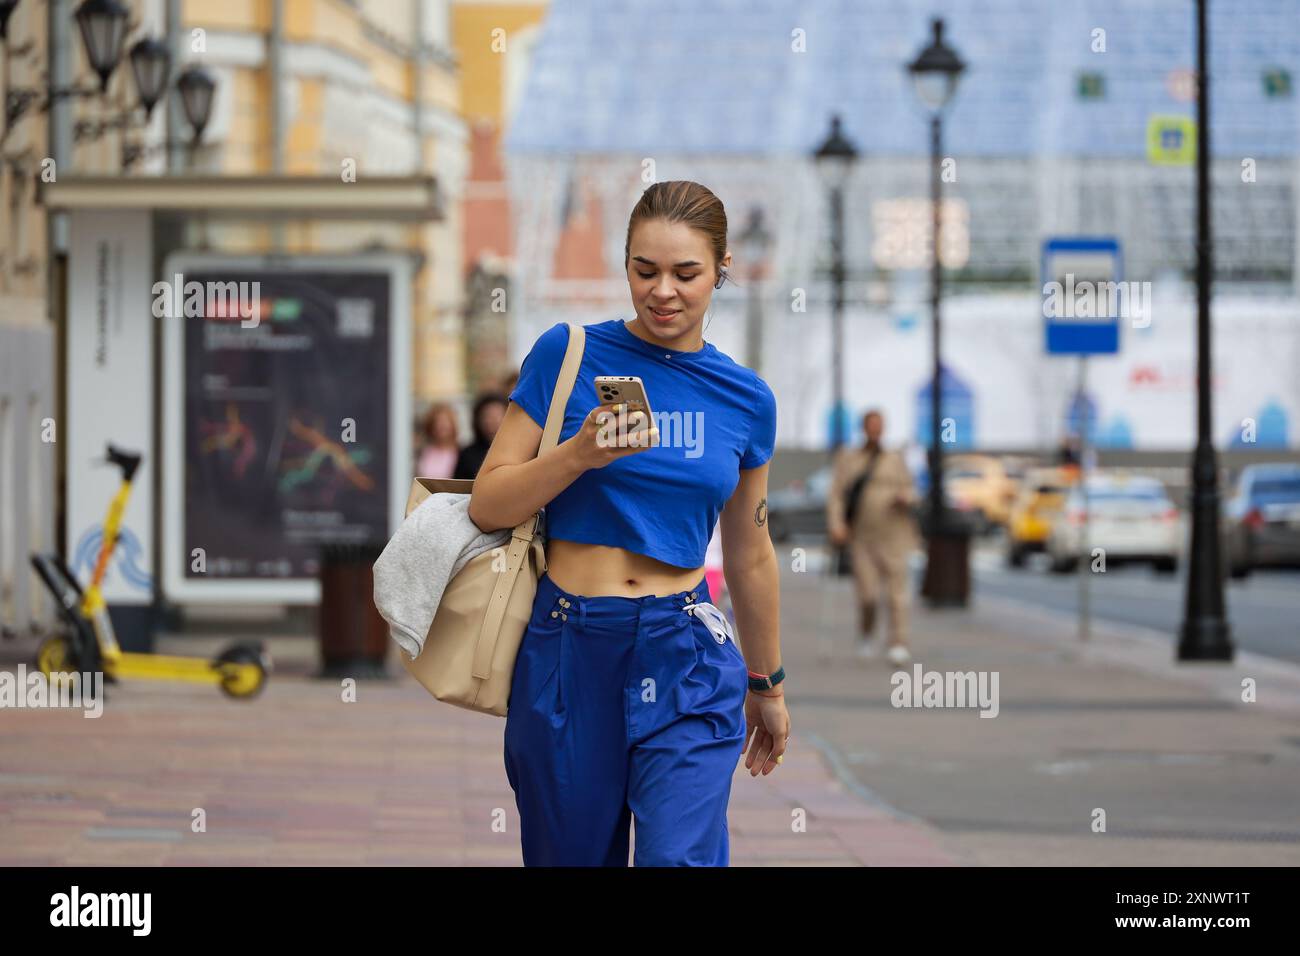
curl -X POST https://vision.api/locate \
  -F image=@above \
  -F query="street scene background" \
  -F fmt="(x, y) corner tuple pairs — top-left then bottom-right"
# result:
(0, 0), (1298, 867)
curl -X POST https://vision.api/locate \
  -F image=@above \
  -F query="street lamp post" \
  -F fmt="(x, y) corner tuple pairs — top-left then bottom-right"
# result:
(907, 17), (968, 607)
(2, 0), (126, 143)
(1178, 0), (1233, 661)
(813, 114), (859, 459)
(71, 56), (213, 170)
(738, 206), (773, 375)
(3, 0), (214, 167)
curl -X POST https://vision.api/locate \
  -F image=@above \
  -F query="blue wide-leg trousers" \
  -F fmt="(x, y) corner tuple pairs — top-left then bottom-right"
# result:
(503, 571), (748, 866)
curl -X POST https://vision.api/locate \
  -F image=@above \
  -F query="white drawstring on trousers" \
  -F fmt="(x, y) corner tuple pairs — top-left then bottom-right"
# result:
(682, 601), (735, 645)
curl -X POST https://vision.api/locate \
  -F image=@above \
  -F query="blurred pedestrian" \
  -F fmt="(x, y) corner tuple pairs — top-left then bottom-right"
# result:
(453, 392), (508, 479)
(1056, 434), (1083, 486)
(1056, 434), (1080, 467)
(826, 409), (920, 665)
(416, 402), (460, 478)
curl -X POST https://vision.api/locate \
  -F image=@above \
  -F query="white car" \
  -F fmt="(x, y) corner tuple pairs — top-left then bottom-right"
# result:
(1046, 474), (1182, 574)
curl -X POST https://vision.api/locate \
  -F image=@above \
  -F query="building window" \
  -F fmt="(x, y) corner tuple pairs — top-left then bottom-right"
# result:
(871, 198), (970, 270)
(1263, 68), (1292, 99)
(1077, 72), (1105, 100)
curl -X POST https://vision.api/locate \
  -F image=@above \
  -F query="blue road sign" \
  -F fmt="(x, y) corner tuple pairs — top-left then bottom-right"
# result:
(1042, 237), (1122, 355)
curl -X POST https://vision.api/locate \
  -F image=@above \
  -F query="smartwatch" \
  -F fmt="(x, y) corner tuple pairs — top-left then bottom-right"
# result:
(747, 666), (786, 693)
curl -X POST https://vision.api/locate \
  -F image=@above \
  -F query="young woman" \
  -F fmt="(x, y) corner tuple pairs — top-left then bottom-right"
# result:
(453, 392), (508, 479)
(416, 402), (460, 479)
(468, 180), (789, 867)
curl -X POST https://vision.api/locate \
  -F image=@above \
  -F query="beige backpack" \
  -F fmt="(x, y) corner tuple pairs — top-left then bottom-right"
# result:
(397, 322), (586, 716)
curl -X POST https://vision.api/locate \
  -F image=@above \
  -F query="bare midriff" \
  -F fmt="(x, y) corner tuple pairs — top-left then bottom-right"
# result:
(545, 538), (706, 598)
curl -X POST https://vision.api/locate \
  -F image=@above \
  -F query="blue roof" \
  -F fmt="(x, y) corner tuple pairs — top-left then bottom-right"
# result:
(505, 0), (1300, 158)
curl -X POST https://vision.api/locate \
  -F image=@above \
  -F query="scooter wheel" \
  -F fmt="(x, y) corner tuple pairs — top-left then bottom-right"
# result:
(36, 634), (78, 678)
(214, 645), (269, 700)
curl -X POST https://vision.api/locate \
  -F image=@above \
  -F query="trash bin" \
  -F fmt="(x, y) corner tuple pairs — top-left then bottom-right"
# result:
(918, 507), (975, 607)
(317, 541), (390, 679)
(106, 601), (159, 653)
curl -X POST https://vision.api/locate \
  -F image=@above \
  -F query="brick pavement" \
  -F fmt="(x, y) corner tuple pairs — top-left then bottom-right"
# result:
(0, 628), (962, 867)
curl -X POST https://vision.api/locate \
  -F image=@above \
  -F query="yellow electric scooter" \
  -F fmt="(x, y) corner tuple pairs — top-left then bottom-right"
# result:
(30, 443), (271, 699)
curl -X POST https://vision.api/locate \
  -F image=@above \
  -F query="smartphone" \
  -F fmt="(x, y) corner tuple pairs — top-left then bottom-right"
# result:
(594, 375), (657, 446)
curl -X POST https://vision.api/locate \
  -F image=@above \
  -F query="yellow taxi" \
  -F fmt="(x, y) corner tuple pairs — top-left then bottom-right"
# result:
(1005, 465), (1078, 567)
(945, 454), (1021, 533)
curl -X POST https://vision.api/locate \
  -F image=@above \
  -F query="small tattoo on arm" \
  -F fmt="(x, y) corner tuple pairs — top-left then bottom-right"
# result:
(754, 498), (767, 526)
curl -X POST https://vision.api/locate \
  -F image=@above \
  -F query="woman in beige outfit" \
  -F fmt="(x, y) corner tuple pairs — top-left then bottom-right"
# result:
(826, 410), (921, 664)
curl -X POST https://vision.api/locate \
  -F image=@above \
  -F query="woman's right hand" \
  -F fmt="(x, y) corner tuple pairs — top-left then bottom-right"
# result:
(564, 403), (659, 470)
(828, 523), (850, 547)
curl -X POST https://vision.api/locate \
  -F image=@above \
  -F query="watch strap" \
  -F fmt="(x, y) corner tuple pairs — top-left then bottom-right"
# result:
(747, 665), (786, 692)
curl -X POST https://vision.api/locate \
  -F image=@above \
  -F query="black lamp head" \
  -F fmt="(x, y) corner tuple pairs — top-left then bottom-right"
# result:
(907, 18), (966, 113)
(0, 0), (20, 42)
(129, 36), (171, 120)
(177, 64), (216, 140)
(75, 0), (130, 93)
(813, 114), (860, 191)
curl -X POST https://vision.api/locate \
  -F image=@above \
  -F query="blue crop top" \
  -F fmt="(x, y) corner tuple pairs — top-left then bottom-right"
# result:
(507, 318), (778, 569)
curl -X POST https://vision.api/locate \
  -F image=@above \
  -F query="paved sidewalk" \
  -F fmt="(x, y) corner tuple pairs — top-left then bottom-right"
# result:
(777, 547), (1300, 866)
(0, 630), (959, 867)
(12, 548), (1283, 866)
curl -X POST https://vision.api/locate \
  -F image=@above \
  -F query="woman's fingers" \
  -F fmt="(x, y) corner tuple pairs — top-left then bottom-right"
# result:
(762, 731), (788, 775)
(746, 729), (773, 775)
(750, 738), (774, 777)
(594, 404), (656, 450)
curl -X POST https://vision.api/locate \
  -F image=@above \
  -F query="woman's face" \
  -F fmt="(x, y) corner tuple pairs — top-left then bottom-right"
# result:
(626, 218), (730, 344)
(477, 401), (506, 439)
(432, 410), (456, 444)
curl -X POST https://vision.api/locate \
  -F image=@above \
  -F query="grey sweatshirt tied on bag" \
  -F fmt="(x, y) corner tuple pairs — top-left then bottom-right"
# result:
(372, 492), (526, 659)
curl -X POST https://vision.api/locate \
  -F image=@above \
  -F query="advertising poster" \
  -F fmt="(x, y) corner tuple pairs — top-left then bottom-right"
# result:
(162, 255), (411, 603)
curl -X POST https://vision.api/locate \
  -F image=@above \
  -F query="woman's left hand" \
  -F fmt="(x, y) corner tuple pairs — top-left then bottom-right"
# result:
(742, 689), (790, 776)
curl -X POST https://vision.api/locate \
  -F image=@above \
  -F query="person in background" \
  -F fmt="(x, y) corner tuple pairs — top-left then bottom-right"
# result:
(826, 409), (920, 666)
(1056, 434), (1081, 467)
(1055, 434), (1084, 487)
(454, 392), (509, 480)
(416, 402), (460, 478)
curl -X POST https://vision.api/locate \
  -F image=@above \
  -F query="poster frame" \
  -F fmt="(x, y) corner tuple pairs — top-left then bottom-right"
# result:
(160, 252), (412, 604)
